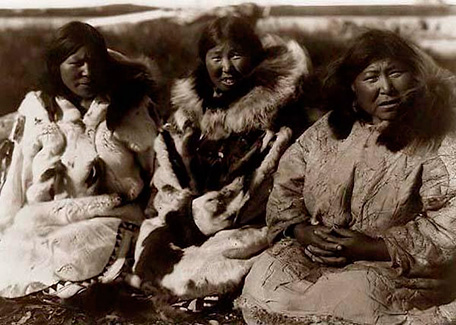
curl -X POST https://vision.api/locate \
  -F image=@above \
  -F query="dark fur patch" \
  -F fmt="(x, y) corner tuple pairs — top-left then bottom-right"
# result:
(135, 208), (207, 287)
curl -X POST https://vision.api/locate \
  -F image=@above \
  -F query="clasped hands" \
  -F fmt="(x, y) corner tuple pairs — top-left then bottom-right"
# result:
(293, 223), (390, 266)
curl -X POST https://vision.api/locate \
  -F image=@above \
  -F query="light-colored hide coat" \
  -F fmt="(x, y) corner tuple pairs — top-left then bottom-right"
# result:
(240, 58), (456, 325)
(0, 91), (156, 297)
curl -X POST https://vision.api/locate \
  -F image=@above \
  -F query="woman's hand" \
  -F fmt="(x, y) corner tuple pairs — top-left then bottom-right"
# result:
(292, 223), (391, 265)
(293, 223), (347, 266)
(331, 228), (391, 262)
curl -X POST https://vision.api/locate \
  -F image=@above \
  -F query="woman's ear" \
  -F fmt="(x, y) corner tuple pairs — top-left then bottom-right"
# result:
(351, 83), (356, 93)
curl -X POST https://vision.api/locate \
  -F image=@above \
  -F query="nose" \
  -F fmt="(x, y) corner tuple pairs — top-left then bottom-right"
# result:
(81, 62), (90, 77)
(379, 75), (394, 94)
(221, 56), (232, 73)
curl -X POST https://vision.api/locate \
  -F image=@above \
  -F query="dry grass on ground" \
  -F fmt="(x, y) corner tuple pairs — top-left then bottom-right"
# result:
(0, 283), (246, 324)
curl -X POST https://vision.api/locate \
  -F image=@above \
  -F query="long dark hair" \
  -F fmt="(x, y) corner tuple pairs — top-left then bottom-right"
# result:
(40, 21), (110, 120)
(193, 15), (265, 108)
(39, 21), (157, 130)
(324, 29), (456, 151)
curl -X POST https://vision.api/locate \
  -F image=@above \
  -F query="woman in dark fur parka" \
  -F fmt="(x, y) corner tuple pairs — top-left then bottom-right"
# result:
(133, 16), (311, 302)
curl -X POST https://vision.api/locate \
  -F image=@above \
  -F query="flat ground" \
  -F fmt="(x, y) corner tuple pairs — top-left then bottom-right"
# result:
(0, 283), (246, 324)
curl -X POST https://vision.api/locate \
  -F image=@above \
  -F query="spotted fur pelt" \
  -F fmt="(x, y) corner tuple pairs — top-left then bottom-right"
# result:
(134, 35), (311, 299)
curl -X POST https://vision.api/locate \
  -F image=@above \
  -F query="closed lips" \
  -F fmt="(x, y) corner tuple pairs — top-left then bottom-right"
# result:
(379, 98), (400, 106)
(78, 78), (91, 84)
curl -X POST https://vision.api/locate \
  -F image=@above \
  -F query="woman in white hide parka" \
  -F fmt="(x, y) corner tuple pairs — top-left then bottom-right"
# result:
(0, 21), (158, 298)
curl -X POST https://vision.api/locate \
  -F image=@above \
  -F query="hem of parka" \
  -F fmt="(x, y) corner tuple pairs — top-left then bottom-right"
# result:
(239, 239), (456, 325)
(134, 220), (269, 299)
(236, 296), (362, 325)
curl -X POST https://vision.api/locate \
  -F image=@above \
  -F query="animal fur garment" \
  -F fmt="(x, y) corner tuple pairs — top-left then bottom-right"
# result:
(134, 35), (311, 299)
(0, 51), (158, 297)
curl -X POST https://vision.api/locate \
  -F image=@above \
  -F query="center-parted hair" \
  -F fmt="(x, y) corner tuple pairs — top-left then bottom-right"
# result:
(197, 15), (264, 65)
(39, 22), (110, 121)
(324, 29), (455, 151)
(193, 16), (265, 108)
(39, 21), (158, 129)
(44, 21), (110, 98)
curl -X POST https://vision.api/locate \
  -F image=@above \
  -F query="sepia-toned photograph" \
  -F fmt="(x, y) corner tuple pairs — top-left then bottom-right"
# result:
(0, 0), (456, 324)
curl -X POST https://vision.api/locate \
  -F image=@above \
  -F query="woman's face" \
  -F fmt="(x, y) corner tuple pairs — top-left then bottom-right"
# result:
(352, 59), (416, 124)
(60, 46), (95, 99)
(205, 41), (254, 93)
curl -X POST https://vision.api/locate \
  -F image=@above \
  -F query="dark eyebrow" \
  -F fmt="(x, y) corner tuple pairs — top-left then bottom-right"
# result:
(386, 64), (404, 71)
(363, 69), (380, 75)
(68, 53), (87, 61)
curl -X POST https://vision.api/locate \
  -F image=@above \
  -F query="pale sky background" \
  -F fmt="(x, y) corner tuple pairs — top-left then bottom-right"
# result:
(0, 0), (454, 10)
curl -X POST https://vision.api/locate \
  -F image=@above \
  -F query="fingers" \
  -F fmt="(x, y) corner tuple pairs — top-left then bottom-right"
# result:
(307, 245), (340, 257)
(223, 176), (244, 193)
(331, 227), (355, 238)
(312, 238), (341, 252)
(261, 130), (275, 151)
(313, 229), (343, 251)
(317, 256), (347, 266)
(304, 246), (347, 266)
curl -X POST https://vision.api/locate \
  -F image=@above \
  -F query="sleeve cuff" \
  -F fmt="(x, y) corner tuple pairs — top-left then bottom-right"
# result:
(267, 217), (309, 243)
(283, 224), (297, 238)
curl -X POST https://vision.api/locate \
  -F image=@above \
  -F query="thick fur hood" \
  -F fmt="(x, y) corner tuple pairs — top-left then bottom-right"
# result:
(170, 35), (311, 140)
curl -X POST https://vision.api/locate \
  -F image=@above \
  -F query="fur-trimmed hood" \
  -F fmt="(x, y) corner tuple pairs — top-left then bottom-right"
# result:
(170, 35), (311, 140)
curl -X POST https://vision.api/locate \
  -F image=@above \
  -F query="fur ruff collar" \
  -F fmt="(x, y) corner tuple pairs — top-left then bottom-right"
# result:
(170, 35), (311, 140)
(18, 91), (108, 128)
(18, 91), (156, 154)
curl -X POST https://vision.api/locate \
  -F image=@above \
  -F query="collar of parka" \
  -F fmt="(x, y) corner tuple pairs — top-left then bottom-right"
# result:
(170, 34), (311, 141)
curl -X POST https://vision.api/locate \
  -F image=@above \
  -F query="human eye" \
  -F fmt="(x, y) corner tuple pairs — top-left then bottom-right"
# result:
(231, 52), (242, 60)
(211, 56), (221, 62)
(389, 70), (404, 78)
(363, 74), (378, 82)
(70, 60), (84, 66)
